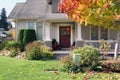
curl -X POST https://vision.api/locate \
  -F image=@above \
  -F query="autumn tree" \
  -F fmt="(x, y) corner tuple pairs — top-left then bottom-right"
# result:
(58, 0), (120, 28)
(58, 0), (120, 59)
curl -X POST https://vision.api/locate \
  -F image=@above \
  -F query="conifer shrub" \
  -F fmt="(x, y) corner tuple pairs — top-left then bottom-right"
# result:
(18, 29), (24, 43)
(18, 29), (36, 45)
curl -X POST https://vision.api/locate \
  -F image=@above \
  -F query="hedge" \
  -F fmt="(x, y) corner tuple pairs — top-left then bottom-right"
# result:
(18, 29), (24, 43)
(18, 29), (36, 45)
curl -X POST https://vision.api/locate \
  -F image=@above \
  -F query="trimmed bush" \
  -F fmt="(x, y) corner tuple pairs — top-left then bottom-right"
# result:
(18, 29), (36, 45)
(23, 29), (36, 45)
(18, 29), (24, 43)
(25, 41), (54, 60)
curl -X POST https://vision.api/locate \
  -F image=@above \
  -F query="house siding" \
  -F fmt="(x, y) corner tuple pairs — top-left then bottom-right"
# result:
(109, 30), (117, 40)
(52, 0), (59, 13)
(50, 22), (75, 44)
(16, 21), (27, 40)
(50, 23), (58, 40)
(81, 26), (117, 40)
(81, 26), (90, 40)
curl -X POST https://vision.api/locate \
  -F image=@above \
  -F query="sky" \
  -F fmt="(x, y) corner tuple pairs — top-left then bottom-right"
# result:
(0, 0), (26, 16)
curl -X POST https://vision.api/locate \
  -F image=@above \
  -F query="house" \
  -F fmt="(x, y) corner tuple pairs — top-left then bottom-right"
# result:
(8, 0), (118, 49)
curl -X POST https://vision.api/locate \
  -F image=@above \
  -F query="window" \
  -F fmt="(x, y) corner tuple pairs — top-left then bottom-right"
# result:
(36, 22), (43, 40)
(91, 26), (108, 40)
(28, 22), (34, 29)
(91, 27), (98, 40)
(100, 28), (108, 40)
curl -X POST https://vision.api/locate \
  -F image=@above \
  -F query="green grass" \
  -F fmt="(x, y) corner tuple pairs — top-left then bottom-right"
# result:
(0, 56), (120, 80)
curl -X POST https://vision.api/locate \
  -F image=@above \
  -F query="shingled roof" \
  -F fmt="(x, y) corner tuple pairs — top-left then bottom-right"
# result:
(8, 0), (47, 19)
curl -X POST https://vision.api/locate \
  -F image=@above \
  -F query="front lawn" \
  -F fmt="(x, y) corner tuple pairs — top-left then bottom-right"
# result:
(0, 56), (120, 80)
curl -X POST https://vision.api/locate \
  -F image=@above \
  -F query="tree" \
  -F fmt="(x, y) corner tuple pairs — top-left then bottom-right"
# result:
(58, 0), (120, 59)
(58, 0), (120, 28)
(0, 8), (12, 31)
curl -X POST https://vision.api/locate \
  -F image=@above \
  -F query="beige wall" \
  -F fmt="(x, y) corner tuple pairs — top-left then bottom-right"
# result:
(15, 21), (27, 41)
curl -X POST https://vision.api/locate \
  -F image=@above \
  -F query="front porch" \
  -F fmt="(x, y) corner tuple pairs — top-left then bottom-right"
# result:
(53, 40), (120, 59)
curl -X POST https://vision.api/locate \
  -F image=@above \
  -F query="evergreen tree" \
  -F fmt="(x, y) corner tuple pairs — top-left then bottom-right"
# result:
(0, 8), (12, 31)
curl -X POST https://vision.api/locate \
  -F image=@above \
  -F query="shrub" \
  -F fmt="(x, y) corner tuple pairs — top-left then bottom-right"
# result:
(9, 47), (20, 57)
(60, 56), (82, 73)
(42, 51), (55, 59)
(73, 46), (100, 65)
(23, 29), (36, 45)
(26, 47), (41, 60)
(0, 41), (8, 50)
(60, 46), (101, 73)
(0, 41), (21, 57)
(18, 29), (24, 43)
(102, 60), (120, 72)
(18, 29), (36, 45)
(25, 41), (54, 60)
(72, 46), (101, 71)
(4, 41), (22, 50)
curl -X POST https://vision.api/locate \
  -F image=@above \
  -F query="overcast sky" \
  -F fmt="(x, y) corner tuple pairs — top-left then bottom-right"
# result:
(0, 0), (26, 16)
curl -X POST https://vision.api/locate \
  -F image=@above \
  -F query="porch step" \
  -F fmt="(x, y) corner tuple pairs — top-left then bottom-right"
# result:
(53, 50), (70, 60)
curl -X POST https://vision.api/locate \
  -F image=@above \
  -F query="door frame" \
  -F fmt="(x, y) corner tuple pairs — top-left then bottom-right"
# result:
(57, 24), (73, 46)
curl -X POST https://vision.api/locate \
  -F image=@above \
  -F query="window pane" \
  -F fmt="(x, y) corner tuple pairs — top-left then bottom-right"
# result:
(91, 26), (98, 40)
(101, 28), (108, 40)
(36, 22), (43, 40)
(28, 22), (34, 29)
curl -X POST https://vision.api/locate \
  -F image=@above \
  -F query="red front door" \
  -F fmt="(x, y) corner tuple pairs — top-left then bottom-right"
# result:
(59, 26), (71, 48)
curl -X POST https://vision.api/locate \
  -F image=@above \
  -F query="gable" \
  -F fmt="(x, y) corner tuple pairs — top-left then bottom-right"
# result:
(8, 0), (47, 19)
